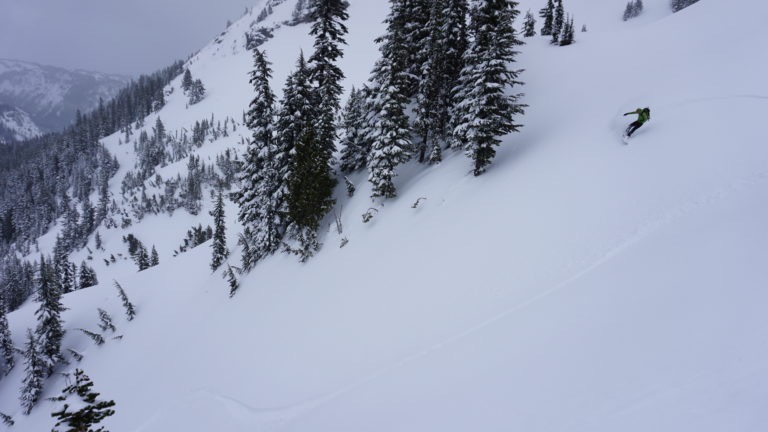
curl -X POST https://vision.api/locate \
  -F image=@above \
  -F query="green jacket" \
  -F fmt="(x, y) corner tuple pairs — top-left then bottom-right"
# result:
(624, 108), (650, 124)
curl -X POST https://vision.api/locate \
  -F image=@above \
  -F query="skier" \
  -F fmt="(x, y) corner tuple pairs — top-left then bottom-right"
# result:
(623, 107), (650, 137)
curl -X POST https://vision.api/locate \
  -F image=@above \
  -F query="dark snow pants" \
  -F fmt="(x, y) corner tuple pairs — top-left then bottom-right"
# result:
(625, 121), (644, 137)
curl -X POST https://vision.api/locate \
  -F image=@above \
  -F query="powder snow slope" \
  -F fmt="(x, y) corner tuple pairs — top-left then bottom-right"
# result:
(2, 0), (767, 431)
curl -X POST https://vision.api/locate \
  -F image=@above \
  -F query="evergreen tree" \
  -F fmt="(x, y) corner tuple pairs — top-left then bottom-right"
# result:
(210, 190), (228, 271)
(225, 264), (240, 298)
(403, 0), (433, 98)
(551, 0), (565, 44)
(19, 329), (45, 414)
(271, 52), (315, 248)
(367, 57), (412, 198)
(338, 87), (369, 173)
(0, 412), (12, 427)
(365, 0), (421, 197)
(182, 69), (193, 93)
(35, 255), (66, 377)
(188, 79), (206, 105)
(671, 0), (699, 12)
(56, 253), (76, 294)
(114, 281), (136, 321)
(232, 48), (278, 270)
(414, 0), (470, 165)
(80, 261), (99, 289)
(538, 0), (555, 35)
(560, 15), (575, 46)
(286, 126), (336, 260)
(78, 328), (105, 346)
(623, 2), (634, 21)
(451, 0), (526, 176)
(95, 231), (103, 250)
(136, 246), (150, 271)
(523, 9), (537, 37)
(150, 245), (160, 267)
(308, 0), (349, 165)
(97, 308), (116, 333)
(0, 306), (14, 375)
(51, 369), (116, 432)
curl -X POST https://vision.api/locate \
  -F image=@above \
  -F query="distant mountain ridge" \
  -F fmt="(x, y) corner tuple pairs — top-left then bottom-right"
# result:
(0, 58), (130, 133)
(0, 103), (42, 143)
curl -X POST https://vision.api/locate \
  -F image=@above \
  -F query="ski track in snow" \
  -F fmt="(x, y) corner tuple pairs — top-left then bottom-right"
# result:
(172, 169), (768, 430)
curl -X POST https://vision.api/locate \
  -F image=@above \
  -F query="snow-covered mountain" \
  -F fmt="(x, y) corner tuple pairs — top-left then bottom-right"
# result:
(2, 0), (767, 431)
(0, 103), (42, 143)
(0, 58), (130, 133)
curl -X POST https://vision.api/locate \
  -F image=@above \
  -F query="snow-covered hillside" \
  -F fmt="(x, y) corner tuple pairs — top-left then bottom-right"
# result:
(2, 0), (768, 430)
(0, 103), (41, 143)
(0, 59), (129, 132)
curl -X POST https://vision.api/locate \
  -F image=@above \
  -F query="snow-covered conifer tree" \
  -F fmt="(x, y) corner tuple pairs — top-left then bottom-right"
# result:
(308, 0), (349, 165)
(339, 87), (369, 173)
(97, 308), (116, 333)
(188, 79), (206, 105)
(210, 190), (228, 271)
(451, 0), (526, 176)
(150, 245), (159, 267)
(225, 264), (240, 298)
(286, 125), (336, 260)
(114, 280), (136, 321)
(79, 262), (98, 289)
(560, 15), (575, 46)
(182, 69), (193, 93)
(0, 306), (14, 375)
(523, 10), (537, 37)
(34, 256), (66, 376)
(367, 57), (412, 198)
(51, 369), (116, 432)
(671, 0), (699, 12)
(414, 0), (470, 164)
(136, 246), (150, 271)
(232, 48), (279, 270)
(19, 330), (45, 414)
(539, 0), (555, 35)
(272, 52), (316, 251)
(551, 0), (565, 44)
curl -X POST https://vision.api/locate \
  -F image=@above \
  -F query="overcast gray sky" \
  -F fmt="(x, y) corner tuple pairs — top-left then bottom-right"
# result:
(0, 0), (258, 77)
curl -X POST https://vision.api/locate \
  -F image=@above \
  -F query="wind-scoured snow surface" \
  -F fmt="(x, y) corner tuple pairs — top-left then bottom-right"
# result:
(2, 0), (768, 430)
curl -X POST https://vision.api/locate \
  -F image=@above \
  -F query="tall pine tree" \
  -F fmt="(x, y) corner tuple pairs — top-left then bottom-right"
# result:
(451, 0), (526, 176)
(523, 9), (537, 37)
(551, 0), (565, 44)
(232, 49), (278, 270)
(19, 330), (45, 414)
(308, 0), (349, 165)
(210, 190), (228, 271)
(0, 305), (14, 375)
(539, 0), (555, 35)
(34, 255), (66, 377)
(286, 126), (336, 260)
(338, 87), (369, 173)
(414, 0), (470, 164)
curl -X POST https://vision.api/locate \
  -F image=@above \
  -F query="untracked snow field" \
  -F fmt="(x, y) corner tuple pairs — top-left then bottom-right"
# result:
(2, 0), (767, 431)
